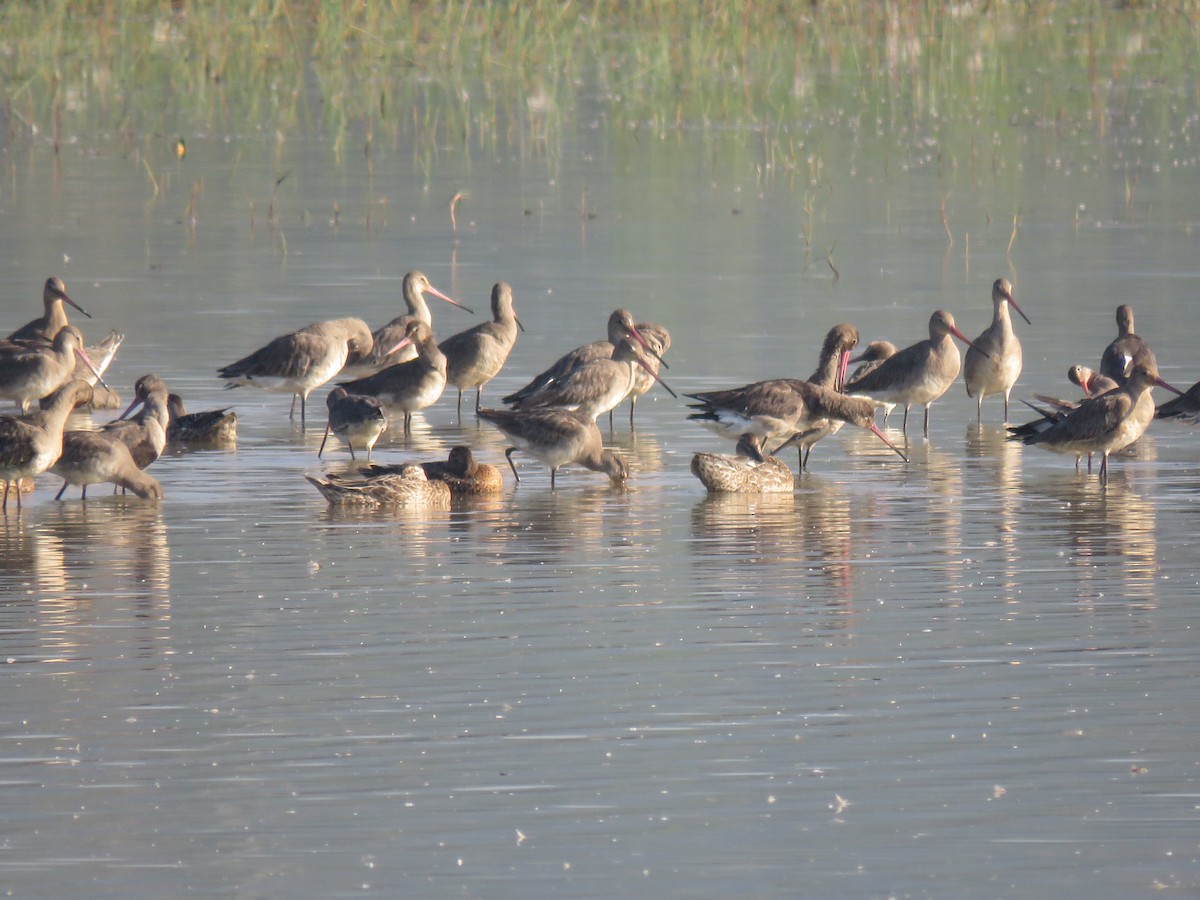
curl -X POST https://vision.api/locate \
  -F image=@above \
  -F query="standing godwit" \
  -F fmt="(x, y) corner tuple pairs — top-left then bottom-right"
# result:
(1099, 305), (1156, 386)
(478, 406), (629, 488)
(340, 271), (473, 378)
(784, 323), (860, 469)
(306, 464), (451, 508)
(690, 433), (795, 493)
(338, 320), (446, 433)
(51, 431), (164, 500)
(0, 326), (103, 412)
(217, 317), (381, 426)
(318, 387), (387, 459)
(1019, 366), (1121, 472)
(686, 378), (907, 464)
(508, 338), (675, 420)
(440, 282), (524, 415)
(964, 278), (1031, 422)
(619, 322), (671, 426)
(1009, 362), (1185, 485)
(844, 310), (986, 437)
(165, 394), (238, 444)
(6, 277), (92, 344)
(0, 379), (94, 512)
(502, 309), (649, 404)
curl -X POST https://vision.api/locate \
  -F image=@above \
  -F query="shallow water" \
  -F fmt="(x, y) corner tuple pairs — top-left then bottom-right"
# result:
(3, 69), (1200, 898)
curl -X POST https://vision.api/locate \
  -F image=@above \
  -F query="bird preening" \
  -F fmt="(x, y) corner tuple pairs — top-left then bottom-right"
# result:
(3, 274), (1194, 510)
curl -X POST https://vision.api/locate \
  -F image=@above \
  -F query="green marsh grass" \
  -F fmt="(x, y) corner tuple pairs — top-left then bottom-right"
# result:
(2, 0), (1197, 245)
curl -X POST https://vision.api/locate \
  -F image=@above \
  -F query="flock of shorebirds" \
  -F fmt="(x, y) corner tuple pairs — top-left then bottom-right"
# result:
(2, 272), (1198, 512)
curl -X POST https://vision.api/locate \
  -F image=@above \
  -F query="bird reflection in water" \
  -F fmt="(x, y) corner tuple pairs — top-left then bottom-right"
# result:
(476, 484), (640, 579)
(872, 439), (969, 605)
(44, 501), (171, 603)
(965, 423), (1026, 604)
(1023, 466), (1159, 608)
(1, 501), (171, 665)
(689, 474), (856, 606)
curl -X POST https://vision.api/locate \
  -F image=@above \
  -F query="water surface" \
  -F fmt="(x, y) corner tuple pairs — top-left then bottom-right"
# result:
(2, 44), (1200, 899)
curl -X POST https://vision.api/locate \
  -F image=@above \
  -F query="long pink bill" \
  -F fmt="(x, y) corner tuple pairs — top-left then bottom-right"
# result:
(636, 356), (677, 398)
(836, 349), (851, 392)
(1155, 376), (1188, 399)
(73, 348), (110, 392)
(53, 283), (92, 320)
(869, 422), (909, 462)
(1000, 286), (1032, 326)
(950, 325), (991, 360)
(424, 282), (474, 316)
(382, 335), (414, 357)
(626, 325), (669, 369)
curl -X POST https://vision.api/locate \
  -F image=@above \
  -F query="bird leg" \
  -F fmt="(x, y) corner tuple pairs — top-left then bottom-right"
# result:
(504, 447), (521, 483)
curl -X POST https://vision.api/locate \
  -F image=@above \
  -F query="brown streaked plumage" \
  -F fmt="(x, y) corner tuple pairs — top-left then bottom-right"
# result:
(318, 387), (387, 460)
(217, 317), (380, 426)
(964, 278), (1031, 422)
(0, 379), (93, 512)
(440, 281), (523, 415)
(478, 406), (629, 489)
(305, 463), (451, 508)
(419, 445), (505, 495)
(166, 394), (238, 444)
(51, 430), (163, 500)
(844, 309), (986, 437)
(5, 277), (92, 345)
(357, 445), (505, 496)
(691, 433), (795, 494)
(1009, 362), (1185, 485)
(338, 320), (446, 433)
(340, 271), (473, 378)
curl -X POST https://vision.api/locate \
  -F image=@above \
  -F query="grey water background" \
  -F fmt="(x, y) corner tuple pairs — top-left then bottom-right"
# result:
(2, 45), (1200, 900)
